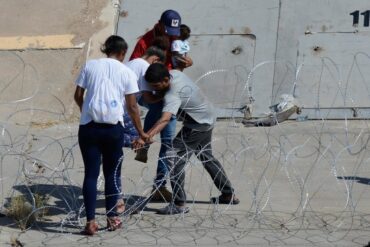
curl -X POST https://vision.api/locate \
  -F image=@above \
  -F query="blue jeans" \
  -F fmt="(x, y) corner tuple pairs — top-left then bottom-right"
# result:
(143, 100), (177, 188)
(78, 122), (124, 221)
(122, 113), (139, 148)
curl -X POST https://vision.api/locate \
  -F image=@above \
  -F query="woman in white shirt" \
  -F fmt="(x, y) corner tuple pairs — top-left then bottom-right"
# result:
(74, 35), (147, 235)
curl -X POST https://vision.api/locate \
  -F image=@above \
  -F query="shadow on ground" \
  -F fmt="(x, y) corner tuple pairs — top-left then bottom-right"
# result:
(337, 176), (370, 185)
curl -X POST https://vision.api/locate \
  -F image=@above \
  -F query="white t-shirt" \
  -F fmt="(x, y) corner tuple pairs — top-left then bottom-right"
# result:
(75, 58), (139, 125)
(125, 58), (152, 92)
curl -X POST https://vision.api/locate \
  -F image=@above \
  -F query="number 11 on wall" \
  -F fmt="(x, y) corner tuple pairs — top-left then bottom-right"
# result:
(350, 10), (370, 27)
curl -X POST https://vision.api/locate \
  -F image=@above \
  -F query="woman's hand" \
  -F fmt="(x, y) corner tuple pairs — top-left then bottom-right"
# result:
(139, 132), (151, 143)
(132, 138), (145, 151)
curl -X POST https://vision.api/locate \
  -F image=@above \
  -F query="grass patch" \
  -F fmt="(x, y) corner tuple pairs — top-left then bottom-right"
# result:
(10, 236), (24, 247)
(6, 193), (50, 230)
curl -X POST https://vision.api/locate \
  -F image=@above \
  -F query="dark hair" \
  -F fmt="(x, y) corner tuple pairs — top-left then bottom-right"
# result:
(144, 46), (166, 62)
(180, 24), (191, 41)
(145, 63), (170, 83)
(100, 35), (128, 56)
(151, 36), (170, 51)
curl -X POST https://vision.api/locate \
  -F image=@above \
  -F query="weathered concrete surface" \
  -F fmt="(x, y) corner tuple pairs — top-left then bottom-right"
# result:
(0, 0), (119, 123)
(0, 120), (370, 246)
(0, 1), (370, 246)
(0, 35), (84, 50)
(0, 0), (109, 45)
(0, 50), (82, 124)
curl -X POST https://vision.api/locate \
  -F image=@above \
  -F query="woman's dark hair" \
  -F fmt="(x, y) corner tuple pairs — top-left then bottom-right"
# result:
(145, 63), (170, 83)
(144, 46), (166, 63)
(151, 36), (170, 51)
(180, 24), (191, 40)
(100, 35), (128, 56)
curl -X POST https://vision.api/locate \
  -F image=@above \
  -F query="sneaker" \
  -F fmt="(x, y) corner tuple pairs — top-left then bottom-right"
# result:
(150, 186), (172, 202)
(135, 148), (148, 163)
(211, 193), (240, 205)
(157, 203), (189, 215)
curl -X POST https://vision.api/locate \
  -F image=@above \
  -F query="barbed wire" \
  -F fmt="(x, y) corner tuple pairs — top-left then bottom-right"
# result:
(0, 51), (370, 246)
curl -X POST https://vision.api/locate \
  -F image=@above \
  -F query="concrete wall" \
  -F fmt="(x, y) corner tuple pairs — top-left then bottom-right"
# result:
(274, 0), (370, 119)
(118, 0), (279, 117)
(118, 0), (370, 119)
(0, 0), (119, 124)
(1, 1), (369, 121)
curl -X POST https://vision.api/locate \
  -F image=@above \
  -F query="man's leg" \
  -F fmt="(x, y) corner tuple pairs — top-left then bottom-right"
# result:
(195, 129), (234, 195)
(157, 127), (193, 214)
(140, 101), (175, 201)
(135, 101), (163, 163)
(195, 129), (239, 204)
(155, 114), (176, 188)
(169, 127), (194, 205)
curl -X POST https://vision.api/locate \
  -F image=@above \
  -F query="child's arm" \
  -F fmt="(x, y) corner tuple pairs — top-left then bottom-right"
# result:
(176, 55), (193, 68)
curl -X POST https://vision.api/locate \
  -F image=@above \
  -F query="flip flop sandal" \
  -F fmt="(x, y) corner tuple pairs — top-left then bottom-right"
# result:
(82, 222), (98, 236)
(107, 217), (122, 231)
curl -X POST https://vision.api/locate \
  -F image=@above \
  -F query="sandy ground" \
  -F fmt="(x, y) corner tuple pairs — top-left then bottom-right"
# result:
(0, 119), (370, 246)
(0, 1), (370, 246)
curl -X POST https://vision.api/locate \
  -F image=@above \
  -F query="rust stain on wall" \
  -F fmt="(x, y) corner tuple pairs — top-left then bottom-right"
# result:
(244, 27), (252, 34)
(231, 46), (243, 55)
(120, 10), (129, 17)
(312, 45), (324, 55)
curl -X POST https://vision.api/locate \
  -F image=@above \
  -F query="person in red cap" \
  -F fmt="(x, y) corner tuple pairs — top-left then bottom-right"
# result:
(129, 9), (192, 70)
